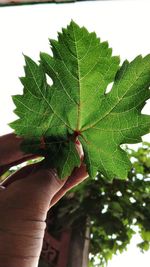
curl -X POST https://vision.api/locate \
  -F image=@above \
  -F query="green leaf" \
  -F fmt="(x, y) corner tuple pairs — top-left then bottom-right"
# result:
(138, 241), (150, 251)
(21, 136), (80, 178)
(10, 21), (150, 179)
(141, 230), (150, 241)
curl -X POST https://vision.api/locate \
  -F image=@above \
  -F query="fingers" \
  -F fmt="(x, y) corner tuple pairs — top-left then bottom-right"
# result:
(0, 162), (40, 187)
(0, 162), (66, 222)
(50, 163), (88, 207)
(75, 139), (84, 160)
(0, 154), (38, 177)
(0, 133), (35, 168)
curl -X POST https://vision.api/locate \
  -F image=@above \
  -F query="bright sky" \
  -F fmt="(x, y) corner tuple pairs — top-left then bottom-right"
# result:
(0, 1), (150, 266)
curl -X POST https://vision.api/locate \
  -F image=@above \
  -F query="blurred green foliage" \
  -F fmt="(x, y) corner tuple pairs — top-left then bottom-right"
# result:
(48, 143), (150, 266)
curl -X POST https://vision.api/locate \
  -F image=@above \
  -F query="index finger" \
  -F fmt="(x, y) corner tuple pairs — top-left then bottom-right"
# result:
(0, 133), (37, 174)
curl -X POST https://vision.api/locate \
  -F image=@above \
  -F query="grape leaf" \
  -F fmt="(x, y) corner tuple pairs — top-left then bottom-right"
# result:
(10, 21), (150, 179)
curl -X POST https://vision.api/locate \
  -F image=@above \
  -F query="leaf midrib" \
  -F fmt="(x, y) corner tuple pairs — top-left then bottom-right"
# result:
(72, 23), (82, 131)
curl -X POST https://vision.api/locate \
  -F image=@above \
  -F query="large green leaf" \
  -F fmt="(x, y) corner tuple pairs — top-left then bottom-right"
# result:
(10, 21), (150, 179)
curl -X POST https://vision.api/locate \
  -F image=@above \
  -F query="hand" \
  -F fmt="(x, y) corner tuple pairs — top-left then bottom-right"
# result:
(0, 133), (88, 267)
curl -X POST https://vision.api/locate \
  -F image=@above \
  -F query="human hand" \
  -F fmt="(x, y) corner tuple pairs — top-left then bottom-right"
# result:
(0, 133), (88, 267)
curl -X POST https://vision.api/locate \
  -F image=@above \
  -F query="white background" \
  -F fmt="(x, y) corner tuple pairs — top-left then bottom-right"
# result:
(0, 1), (150, 266)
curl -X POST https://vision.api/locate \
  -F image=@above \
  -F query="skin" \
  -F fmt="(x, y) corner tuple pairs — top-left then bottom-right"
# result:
(0, 133), (88, 267)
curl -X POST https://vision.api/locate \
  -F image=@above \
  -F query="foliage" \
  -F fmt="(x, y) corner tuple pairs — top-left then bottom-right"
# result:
(48, 143), (150, 266)
(10, 21), (150, 179)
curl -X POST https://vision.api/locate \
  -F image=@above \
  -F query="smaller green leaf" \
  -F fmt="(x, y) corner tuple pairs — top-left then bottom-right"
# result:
(45, 139), (81, 178)
(21, 137), (80, 179)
